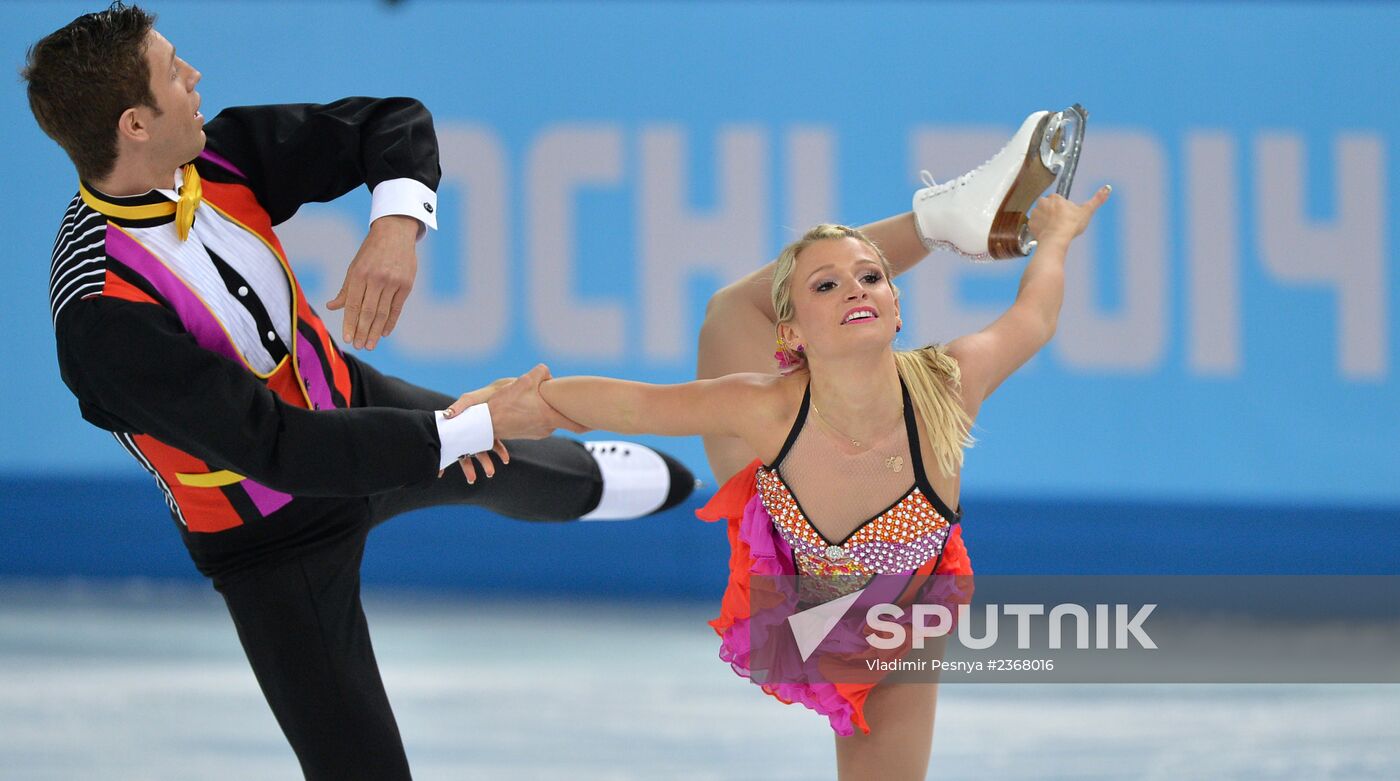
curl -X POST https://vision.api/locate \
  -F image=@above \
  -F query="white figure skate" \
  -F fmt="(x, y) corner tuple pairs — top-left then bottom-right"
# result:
(913, 104), (1088, 260)
(580, 441), (696, 520)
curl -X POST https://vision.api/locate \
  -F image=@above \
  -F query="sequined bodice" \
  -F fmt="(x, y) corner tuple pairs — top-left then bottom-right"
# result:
(757, 378), (960, 604)
(757, 468), (954, 603)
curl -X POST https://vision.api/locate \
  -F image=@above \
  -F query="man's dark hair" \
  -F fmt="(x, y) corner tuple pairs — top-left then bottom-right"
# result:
(21, 2), (159, 182)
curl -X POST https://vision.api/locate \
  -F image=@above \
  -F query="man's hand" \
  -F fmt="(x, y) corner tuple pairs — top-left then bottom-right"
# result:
(439, 370), (592, 482)
(438, 377), (513, 483)
(448, 364), (558, 441)
(327, 214), (419, 350)
(450, 377), (514, 407)
(448, 439), (511, 484)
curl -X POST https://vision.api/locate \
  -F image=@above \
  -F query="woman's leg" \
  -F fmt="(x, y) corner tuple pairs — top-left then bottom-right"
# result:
(695, 274), (782, 482)
(864, 213), (935, 278)
(834, 682), (940, 781)
(696, 212), (931, 481)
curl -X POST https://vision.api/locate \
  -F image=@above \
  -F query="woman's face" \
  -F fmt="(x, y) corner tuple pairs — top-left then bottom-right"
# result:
(781, 236), (899, 361)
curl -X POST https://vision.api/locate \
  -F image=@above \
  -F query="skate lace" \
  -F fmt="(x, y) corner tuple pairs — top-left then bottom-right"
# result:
(918, 137), (1008, 195)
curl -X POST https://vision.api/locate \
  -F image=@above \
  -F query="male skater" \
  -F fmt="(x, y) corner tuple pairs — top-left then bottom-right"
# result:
(23, 4), (692, 777)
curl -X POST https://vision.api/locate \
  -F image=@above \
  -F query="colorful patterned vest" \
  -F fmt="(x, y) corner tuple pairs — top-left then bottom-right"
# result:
(76, 150), (353, 533)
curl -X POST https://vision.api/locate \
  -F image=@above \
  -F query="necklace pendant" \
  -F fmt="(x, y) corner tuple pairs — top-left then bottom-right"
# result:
(885, 456), (904, 473)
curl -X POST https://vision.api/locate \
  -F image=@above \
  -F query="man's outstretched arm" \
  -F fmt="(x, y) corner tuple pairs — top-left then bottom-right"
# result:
(56, 297), (553, 497)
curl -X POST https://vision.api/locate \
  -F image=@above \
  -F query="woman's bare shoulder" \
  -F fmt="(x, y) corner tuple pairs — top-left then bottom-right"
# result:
(710, 370), (806, 424)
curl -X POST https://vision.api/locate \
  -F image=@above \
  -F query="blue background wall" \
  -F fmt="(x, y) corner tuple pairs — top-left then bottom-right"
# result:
(2, 1), (1397, 590)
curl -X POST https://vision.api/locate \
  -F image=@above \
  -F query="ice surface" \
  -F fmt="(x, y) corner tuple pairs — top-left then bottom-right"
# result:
(1, 580), (1396, 780)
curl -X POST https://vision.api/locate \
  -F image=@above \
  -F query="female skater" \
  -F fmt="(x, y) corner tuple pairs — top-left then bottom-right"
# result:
(452, 133), (1108, 779)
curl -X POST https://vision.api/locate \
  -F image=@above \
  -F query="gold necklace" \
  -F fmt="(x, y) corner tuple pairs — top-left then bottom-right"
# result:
(810, 401), (900, 450)
(810, 402), (862, 447)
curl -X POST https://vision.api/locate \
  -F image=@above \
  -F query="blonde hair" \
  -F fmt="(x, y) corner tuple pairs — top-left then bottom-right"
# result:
(771, 224), (974, 476)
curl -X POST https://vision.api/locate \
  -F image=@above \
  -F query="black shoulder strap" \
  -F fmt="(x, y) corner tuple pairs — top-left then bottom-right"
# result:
(899, 376), (926, 478)
(900, 374), (962, 521)
(767, 381), (811, 469)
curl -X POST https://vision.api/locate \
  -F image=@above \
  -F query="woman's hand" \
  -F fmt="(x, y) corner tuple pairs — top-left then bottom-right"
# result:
(1027, 185), (1112, 247)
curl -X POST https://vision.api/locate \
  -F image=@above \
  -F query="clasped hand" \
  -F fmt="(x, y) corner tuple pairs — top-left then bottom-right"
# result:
(439, 365), (588, 482)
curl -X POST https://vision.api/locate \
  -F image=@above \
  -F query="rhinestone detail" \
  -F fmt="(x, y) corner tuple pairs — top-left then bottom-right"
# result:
(755, 466), (951, 578)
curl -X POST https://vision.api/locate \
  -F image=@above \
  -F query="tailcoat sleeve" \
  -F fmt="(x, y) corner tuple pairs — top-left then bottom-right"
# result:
(201, 97), (441, 226)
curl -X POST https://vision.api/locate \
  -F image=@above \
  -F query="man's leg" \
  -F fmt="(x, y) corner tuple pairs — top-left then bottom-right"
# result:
(372, 434), (603, 523)
(347, 356), (691, 523)
(214, 523), (411, 781)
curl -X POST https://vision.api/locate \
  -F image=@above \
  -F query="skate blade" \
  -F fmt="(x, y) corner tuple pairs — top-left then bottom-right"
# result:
(986, 104), (1090, 259)
(1044, 103), (1088, 199)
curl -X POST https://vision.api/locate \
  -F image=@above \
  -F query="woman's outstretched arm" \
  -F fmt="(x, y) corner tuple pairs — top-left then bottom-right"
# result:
(535, 373), (774, 441)
(946, 187), (1112, 410)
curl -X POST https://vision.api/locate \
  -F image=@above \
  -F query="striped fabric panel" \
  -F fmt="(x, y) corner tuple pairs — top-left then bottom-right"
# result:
(50, 196), (81, 254)
(48, 197), (111, 324)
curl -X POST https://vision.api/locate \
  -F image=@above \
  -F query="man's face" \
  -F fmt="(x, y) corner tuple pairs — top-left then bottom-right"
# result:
(136, 29), (205, 168)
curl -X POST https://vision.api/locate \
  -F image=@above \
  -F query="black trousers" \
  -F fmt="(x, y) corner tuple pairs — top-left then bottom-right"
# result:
(212, 359), (602, 780)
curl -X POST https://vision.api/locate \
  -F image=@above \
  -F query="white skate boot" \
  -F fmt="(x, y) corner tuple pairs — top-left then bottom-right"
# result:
(913, 104), (1088, 260)
(579, 441), (697, 520)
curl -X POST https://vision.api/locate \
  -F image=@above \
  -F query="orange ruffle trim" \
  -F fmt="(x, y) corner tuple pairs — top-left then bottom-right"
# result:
(698, 459), (974, 735)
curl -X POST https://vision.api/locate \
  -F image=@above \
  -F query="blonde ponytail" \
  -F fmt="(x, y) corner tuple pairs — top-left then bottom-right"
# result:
(894, 345), (974, 477)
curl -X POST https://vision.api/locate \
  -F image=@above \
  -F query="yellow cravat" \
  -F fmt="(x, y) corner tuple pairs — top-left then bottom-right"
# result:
(175, 163), (202, 241)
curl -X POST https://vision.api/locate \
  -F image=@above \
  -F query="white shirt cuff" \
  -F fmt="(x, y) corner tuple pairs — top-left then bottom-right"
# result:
(370, 178), (438, 237)
(435, 404), (495, 471)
